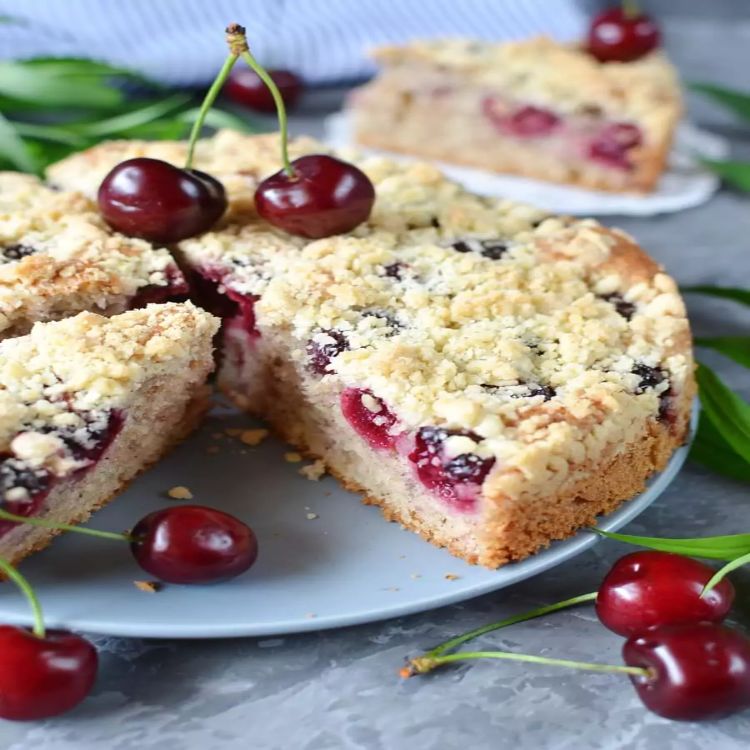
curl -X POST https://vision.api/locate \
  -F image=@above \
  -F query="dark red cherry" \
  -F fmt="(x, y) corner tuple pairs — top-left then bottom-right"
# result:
(0, 626), (97, 720)
(587, 7), (661, 63)
(587, 122), (642, 170)
(596, 551), (734, 637)
(97, 158), (227, 244)
(340, 388), (399, 451)
(255, 154), (375, 238)
(623, 622), (750, 720)
(225, 68), (302, 113)
(130, 505), (258, 584)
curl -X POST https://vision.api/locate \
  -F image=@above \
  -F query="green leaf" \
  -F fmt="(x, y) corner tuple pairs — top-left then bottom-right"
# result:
(0, 60), (124, 109)
(695, 336), (750, 369)
(690, 412), (750, 482)
(700, 159), (750, 192)
(0, 111), (38, 172)
(65, 94), (191, 137)
(690, 82), (750, 121)
(682, 285), (750, 307)
(594, 529), (750, 561)
(11, 122), (87, 147)
(696, 362), (750, 466)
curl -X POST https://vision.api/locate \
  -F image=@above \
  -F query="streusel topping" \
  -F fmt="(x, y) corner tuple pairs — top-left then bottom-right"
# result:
(0, 303), (219, 486)
(371, 37), (681, 126)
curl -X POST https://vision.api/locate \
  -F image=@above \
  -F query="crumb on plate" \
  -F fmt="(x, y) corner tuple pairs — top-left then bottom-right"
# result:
(167, 485), (193, 500)
(299, 459), (326, 481)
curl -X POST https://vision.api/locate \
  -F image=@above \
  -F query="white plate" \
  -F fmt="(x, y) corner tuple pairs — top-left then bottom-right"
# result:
(325, 112), (729, 216)
(0, 402), (697, 639)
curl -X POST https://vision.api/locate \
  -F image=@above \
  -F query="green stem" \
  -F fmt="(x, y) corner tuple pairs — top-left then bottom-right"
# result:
(621, 0), (640, 18)
(240, 48), (294, 177)
(0, 508), (132, 543)
(703, 550), (750, 595)
(185, 53), (238, 169)
(0, 557), (45, 638)
(409, 650), (650, 679)
(428, 591), (597, 658)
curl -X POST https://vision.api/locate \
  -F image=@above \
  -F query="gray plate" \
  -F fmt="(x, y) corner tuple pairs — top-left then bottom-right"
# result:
(0, 402), (697, 638)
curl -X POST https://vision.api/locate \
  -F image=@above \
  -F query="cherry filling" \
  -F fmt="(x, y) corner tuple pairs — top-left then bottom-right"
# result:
(340, 388), (399, 451)
(601, 293), (636, 321)
(0, 409), (123, 538)
(451, 238), (509, 260)
(587, 123), (642, 170)
(408, 426), (495, 508)
(632, 363), (672, 423)
(190, 269), (259, 338)
(0, 244), (38, 262)
(306, 329), (350, 375)
(482, 99), (561, 138)
(128, 266), (189, 309)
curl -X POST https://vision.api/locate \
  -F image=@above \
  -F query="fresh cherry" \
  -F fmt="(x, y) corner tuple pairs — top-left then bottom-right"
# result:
(255, 154), (376, 238)
(225, 68), (302, 113)
(596, 551), (734, 637)
(587, 6), (661, 63)
(97, 158), (227, 244)
(623, 623), (750, 720)
(130, 505), (258, 584)
(0, 626), (97, 721)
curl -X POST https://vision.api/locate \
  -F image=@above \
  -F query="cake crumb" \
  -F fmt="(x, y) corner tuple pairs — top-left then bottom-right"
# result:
(134, 580), (162, 593)
(410, 573), (422, 580)
(239, 428), (269, 446)
(167, 485), (193, 500)
(299, 459), (326, 481)
(306, 512), (319, 520)
(444, 573), (460, 581)
(284, 451), (303, 463)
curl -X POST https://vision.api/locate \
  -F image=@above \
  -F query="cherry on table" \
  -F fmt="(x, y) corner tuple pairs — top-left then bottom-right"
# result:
(596, 551), (734, 636)
(130, 505), (258, 584)
(0, 625), (97, 721)
(587, 6), (661, 63)
(255, 154), (376, 238)
(624, 622), (750, 720)
(225, 68), (302, 113)
(97, 158), (227, 244)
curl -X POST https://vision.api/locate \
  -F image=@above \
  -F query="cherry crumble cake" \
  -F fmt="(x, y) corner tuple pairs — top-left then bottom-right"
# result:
(0, 172), (187, 339)
(0, 303), (219, 565)
(349, 38), (682, 193)
(48, 132), (694, 567)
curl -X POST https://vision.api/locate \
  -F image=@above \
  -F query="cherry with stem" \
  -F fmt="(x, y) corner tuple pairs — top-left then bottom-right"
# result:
(0, 556), (98, 721)
(0, 505), (258, 585)
(224, 25), (376, 238)
(587, 1), (661, 64)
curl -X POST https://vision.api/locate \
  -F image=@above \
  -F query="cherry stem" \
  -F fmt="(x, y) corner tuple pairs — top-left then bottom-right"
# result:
(622, 0), (640, 18)
(185, 51), (239, 170)
(426, 591), (597, 658)
(239, 49), (294, 177)
(0, 556), (45, 638)
(703, 550), (750, 596)
(0, 508), (132, 544)
(405, 650), (650, 679)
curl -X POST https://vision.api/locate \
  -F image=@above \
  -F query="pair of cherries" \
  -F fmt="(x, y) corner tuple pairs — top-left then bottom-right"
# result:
(596, 551), (748, 720)
(98, 24), (374, 244)
(0, 504), (257, 721)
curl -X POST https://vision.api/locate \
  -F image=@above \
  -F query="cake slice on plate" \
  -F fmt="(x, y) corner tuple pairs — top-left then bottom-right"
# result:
(349, 37), (682, 193)
(0, 302), (219, 564)
(0, 172), (188, 340)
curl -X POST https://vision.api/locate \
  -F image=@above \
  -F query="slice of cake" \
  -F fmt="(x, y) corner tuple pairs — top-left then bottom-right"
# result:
(0, 172), (188, 339)
(0, 302), (219, 564)
(176, 146), (693, 567)
(349, 37), (682, 193)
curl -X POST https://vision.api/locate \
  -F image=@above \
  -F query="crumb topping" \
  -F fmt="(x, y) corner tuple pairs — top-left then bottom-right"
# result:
(0, 303), (219, 495)
(0, 172), (185, 336)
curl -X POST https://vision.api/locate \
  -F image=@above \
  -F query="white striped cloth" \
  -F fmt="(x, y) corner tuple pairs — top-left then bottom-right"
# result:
(0, 0), (586, 85)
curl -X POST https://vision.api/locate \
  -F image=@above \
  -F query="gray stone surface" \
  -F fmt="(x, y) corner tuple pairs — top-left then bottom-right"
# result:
(4, 15), (750, 750)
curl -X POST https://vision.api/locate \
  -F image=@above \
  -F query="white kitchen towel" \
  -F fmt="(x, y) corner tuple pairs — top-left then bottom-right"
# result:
(326, 112), (730, 216)
(0, 0), (586, 85)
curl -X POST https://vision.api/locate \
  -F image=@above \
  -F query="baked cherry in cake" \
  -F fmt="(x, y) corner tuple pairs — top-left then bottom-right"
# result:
(0, 303), (218, 564)
(0, 172), (188, 340)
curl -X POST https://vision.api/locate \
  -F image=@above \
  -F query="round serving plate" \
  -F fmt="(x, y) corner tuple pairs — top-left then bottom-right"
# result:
(0, 402), (698, 638)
